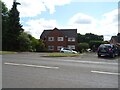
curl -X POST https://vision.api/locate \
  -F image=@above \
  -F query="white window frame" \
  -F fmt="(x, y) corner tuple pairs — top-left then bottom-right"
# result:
(57, 37), (64, 41)
(67, 45), (75, 50)
(48, 37), (54, 41)
(68, 37), (75, 42)
(57, 46), (63, 50)
(48, 46), (54, 50)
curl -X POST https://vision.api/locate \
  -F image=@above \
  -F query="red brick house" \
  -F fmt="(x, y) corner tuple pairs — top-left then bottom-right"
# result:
(110, 35), (120, 47)
(40, 28), (77, 52)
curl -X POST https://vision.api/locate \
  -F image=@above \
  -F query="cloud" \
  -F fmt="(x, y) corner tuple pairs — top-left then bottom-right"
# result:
(42, 0), (71, 14)
(68, 13), (98, 36)
(71, 0), (118, 2)
(69, 13), (96, 25)
(101, 9), (118, 25)
(3, 0), (71, 17)
(68, 9), (118, 40)
(3, 0), (118, 40)
(23, 18), (58, 39)
(23, 8), (118, 40)
(98, 9), (118, 40)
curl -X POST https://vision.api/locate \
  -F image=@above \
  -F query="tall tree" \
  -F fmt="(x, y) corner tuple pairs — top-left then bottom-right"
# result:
(7, 0), (23, 51)
(1, 1), (9, 50)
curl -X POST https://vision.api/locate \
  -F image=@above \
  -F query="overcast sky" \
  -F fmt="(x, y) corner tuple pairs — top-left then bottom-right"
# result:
(3, 0), (120, 40)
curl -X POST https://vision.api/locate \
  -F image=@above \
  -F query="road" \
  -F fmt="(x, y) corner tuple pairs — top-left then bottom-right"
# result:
(2, 52), (119, 88)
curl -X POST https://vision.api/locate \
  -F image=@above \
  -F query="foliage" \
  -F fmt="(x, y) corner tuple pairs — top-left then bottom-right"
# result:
(77, 43), (89, 53)
(117, 33), (120, 36)
(18, 32), (32, 51)
(35, 39), (46, 52)
(77, 33), (104, 52)
(2, 1), (9, 51)
(77, 33), (103, 43)
(2, 1), (46, 52)
(89, 41), (105, 52)
(2, 1), (24, 51)
(6, 1), (24, 51)
(0, 51), (17, 54)
(47, 53), (80, 57)
(28, 34), (46, 52)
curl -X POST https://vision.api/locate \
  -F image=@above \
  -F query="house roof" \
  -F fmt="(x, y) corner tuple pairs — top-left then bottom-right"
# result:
(40, 28), (77, 39)
(110, 36), (120, 43)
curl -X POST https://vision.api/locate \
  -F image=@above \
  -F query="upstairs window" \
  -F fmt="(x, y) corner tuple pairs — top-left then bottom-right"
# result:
(58, 37), (64, 41)
(48, 37), (54, 41)
(68, 38), (75, 42)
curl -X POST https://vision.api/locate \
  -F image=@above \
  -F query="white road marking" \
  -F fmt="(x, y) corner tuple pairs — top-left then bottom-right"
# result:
(4, 62), (59, 69)
(62, 60), (118, 65)
(91, 70), (120, 75)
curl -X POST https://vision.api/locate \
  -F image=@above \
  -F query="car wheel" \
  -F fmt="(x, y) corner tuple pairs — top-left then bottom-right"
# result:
(98, 54), (101, 57)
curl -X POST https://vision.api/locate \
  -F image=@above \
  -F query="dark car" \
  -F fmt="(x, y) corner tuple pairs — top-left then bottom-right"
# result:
(97, 44), (119, 58)
(116, 44), (120, 55)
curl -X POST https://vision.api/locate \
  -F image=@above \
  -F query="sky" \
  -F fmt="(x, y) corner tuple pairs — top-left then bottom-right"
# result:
(3, 0), (120, 41)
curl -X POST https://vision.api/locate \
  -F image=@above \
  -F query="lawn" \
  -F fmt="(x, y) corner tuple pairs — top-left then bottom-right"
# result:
(46, 53), (80, 57)
(0, 51), (17, 54)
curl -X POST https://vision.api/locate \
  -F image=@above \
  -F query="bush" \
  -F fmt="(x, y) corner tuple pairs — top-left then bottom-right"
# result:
(89, 41), (105, 52)
(77, 43), (89, 53)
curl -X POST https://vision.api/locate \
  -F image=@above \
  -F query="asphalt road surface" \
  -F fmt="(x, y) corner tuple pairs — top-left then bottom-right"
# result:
(2, 52), (119, 88)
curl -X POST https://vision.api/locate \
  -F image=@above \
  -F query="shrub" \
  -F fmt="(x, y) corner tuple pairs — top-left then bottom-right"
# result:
(77, 43), (89, 53)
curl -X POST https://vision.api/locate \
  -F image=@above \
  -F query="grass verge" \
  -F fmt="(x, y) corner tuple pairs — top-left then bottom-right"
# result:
(0, 51), (17, 54)
(46, 53), (80, 57)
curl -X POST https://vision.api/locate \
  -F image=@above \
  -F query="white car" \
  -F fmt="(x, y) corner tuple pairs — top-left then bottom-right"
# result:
(60, 48), (78, 54)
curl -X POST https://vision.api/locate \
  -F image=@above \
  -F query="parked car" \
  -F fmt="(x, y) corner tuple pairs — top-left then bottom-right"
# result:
(97, 44), (119, 58)
(60, 48), (78, 54)
(116, 44), (120, 55)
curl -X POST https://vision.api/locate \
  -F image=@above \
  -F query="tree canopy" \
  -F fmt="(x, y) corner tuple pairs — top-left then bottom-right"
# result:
(2, 1), (46, 52)
(77, 33), (104, 43)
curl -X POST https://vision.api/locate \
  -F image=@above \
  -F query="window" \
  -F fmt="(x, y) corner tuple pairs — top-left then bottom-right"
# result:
(48, 46), (54, 50)
(68, 38), (75, 42)
(57, 46), (63, 50)
(68, 45), (75, 50)
(48, 37), (54, 41)
(58, 37), (64, 41)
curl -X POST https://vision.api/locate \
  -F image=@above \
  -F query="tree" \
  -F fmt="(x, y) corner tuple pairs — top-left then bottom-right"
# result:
(89, 41), (105, 52)
(28, 34), (46, 52)
(35, 39), (46, 52)
(1, 1), (9, 50)
(77, 43), (89, 53)
(6, 1), (24, 51)
(77, 34), (86, 43)
(77, 33), (104, 43)
(18, 32), (32, 51)
(117, 33), (120, 36)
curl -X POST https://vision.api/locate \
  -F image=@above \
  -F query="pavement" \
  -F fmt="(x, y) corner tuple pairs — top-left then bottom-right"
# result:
(2, 52), (119, 88)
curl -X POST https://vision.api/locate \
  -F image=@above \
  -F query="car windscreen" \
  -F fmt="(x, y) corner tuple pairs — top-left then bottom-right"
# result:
(99, 45), (112, 49)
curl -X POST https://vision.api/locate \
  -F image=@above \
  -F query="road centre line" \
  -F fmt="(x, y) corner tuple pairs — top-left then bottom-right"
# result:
(91, 70), (120, 75)
(4, 62), (59, 69)
(62, 60), (118, 65)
